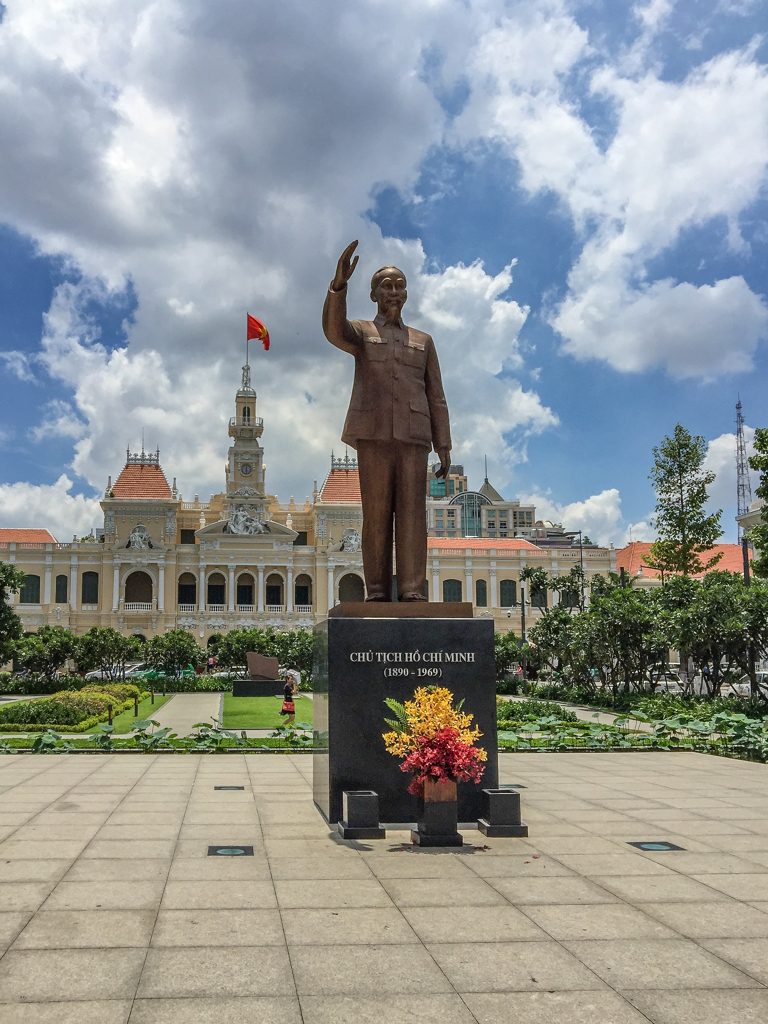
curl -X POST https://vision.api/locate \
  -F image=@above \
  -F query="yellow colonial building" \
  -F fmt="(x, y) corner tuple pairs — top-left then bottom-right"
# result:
(1, 362), (617, 652)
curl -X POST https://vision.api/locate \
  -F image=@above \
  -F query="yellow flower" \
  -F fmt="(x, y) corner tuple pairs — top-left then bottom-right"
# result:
(382, 686), (485, 758)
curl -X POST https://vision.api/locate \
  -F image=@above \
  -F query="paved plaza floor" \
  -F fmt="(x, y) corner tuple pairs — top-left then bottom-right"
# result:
(1, 751), (768, 1023)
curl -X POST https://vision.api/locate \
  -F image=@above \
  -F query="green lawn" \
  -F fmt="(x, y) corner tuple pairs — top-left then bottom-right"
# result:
(222, 694), (313, 730)
(90, 694), (173, 734)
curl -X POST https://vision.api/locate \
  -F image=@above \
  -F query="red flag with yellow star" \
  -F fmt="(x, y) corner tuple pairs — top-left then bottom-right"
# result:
(247, 313), (270, 351)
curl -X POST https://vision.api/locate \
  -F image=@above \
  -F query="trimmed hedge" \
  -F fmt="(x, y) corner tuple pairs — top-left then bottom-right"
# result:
(0, 692), (147, 732)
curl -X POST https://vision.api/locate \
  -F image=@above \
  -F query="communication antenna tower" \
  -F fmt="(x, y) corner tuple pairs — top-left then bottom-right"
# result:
(736, 397), (753, 539)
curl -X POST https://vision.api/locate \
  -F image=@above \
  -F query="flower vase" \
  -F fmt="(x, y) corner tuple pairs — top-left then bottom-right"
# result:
(411, 777), (463, 847)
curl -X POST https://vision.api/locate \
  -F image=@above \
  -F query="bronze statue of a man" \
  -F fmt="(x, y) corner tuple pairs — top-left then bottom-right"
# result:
(323, 240), (451, 602)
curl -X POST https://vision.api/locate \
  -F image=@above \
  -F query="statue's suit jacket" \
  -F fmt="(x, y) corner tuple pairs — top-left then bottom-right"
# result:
(322, 285), (451, 452)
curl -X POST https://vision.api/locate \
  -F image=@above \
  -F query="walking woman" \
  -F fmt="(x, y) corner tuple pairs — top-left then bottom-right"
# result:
(279, 671), (298, 727)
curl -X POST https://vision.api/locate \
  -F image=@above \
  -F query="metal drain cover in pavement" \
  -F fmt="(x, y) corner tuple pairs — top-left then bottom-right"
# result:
(214, 786), (245, 790)
(208, 846), (254, 856)
(628, 841), (684, 852)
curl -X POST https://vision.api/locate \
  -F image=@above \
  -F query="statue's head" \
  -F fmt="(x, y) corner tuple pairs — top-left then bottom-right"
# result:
(370, 266), (407, 322)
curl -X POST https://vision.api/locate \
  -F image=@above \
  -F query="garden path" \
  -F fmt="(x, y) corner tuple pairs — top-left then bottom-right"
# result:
(506, 696), (653, 732)
(147, 692), (222, 737)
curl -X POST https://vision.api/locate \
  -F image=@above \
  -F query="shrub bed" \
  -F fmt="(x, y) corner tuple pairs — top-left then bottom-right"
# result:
(0, 691), (146, 733)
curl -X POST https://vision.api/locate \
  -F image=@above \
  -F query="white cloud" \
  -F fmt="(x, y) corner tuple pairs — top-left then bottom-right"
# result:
(456, 15), (768, 377)
(0, 474), (102, 539)
(28, 400), (87, 442)
(0, 0), (560, 517)
(0, 351), (37, 382)
(518, 487), (625, 547)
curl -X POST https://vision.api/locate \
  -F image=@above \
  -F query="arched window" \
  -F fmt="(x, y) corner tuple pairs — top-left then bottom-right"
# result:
(531, 583), (547, 609)
(55, 574), (68, 604)
(295, 573), (312, 608)
(82, 571), (99, 605)
(125, 571), (152, 604)
(499, 579), (517, 607)
(237, 573), (255, 607)
(265, 573), (284, 607)
(560, 589), (579, 609)
(133, 634), (146, 644)
(19, 575), (40, 604)
(242, 406), (251, 424)
(475, 579), (487, 607)
(207, 572), (226, 607)
(207, 634), (222, 649)
(442, 578), (462, 603)
(338, 573), (365, 603)
(177, 572), (196, 607)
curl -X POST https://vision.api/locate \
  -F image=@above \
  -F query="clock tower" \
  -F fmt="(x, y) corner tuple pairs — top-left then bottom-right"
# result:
(224, 360), (272, 534)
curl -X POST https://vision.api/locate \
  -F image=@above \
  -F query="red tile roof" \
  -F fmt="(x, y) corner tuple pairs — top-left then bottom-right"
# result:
(0, 528), (57, 544)
(616, 541), (751, 579)
(319, 468), (362, 504)
(112, 463), (172, 500)
(429, 538), (540, 550)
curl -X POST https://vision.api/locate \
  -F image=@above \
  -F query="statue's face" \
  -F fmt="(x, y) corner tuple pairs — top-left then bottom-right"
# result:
(373, 271), (407, 321)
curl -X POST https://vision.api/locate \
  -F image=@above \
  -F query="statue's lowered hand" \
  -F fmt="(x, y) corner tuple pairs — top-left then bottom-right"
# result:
(435, 448), (451, 479)
(331, 240), (359, 291)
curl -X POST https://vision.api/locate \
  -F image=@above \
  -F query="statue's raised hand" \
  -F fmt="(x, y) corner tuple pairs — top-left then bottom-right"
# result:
(331, 240), (359, 291)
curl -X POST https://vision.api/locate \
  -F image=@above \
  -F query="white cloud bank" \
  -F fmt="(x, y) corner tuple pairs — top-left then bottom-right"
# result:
(455, 5), (768, 378)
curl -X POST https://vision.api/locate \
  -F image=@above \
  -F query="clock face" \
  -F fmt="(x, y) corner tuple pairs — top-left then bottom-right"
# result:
(241, 464), (252, 475)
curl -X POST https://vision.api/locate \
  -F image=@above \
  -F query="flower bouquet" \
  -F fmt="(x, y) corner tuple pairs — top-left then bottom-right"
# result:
(383, 686), (486, 846)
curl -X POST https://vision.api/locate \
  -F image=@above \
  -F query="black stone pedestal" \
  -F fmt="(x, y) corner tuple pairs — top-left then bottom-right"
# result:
(338, 790), (386, 840)
(232, 679), (282, 697)
(313, 611), (498, 826)
(478, 788), (529, 837)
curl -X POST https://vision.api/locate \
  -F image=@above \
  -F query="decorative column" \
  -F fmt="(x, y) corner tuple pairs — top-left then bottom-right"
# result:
(112, 564), (120, 612)
(464, 564), (473, 605)
(44, 563), (52, 605)
(489, 567), (498, 609)
(432, 567), (440, 602)
(198, 562), (206, 612)
(69, 560), (78, 612)
(287, 563), (294, 613)
(228, 564), (236, 612)
(327, 563), (335, 609)
(257, 564), (265, 613)
(158, 562), (165, 612)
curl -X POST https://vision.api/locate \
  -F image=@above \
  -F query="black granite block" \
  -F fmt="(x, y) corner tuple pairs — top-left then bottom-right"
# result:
(477, 819), (529, 838)
(232, 679), (282, 697)
(313, 616), (498, 826)
(410, 829), (464, 847)
(482, 788), (522, 825)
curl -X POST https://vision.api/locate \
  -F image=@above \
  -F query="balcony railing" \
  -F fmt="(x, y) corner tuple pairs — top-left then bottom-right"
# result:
(124, 602), (152, 611)
(207, 604), (225, 613)
(178, 604), (197, 613)
(266, 604), (284, 613)
(237, 605), (254, 613)
(294, 604), (313, 614)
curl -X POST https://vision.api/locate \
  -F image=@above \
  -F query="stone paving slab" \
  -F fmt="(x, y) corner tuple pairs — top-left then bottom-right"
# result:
(0, 750), (767, 1021)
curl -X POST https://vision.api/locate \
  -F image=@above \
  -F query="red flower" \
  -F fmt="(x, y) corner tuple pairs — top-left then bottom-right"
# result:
(400, 726), (486, 797)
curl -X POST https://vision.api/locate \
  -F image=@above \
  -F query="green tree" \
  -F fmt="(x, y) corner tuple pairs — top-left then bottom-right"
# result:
(668, 572), (747, 697)
(213, 627), (315, 681)
(144, 630), (203, 677)
(528, 607), (574, 674)
(16, 625), (79, 681)
(519, 565), (549, 607)
(0, 561), (24, 668)
(77, 627), (141, 680)
(646, 423), (723, 576)
(549, 566), (587, 612)
(748, 427), (768, 579)
(494, 630), (521, 682)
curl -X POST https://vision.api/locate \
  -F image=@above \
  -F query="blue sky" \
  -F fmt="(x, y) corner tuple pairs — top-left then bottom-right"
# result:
(0, 0), (766, 544)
